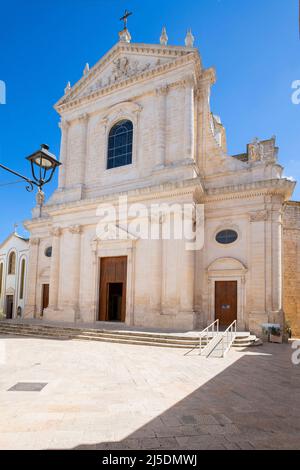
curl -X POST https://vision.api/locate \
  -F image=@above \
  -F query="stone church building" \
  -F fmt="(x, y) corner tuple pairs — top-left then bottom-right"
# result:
(23, 25), (300, 336)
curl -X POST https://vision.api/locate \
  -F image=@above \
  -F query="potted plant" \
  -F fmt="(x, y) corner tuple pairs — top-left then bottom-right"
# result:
(270, 325), (283, 344)
(283, 321), (292, 343)
(262, 325), (271, 342)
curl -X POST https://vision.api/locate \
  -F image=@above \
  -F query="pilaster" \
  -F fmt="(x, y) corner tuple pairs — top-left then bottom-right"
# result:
(155, 86), (168, 169)
(24, 237), (40, 318)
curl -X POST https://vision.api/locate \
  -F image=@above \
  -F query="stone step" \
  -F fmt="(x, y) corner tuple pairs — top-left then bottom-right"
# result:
(0, 321), (252, 340)
(0, 322), (200, 342)
(0, 329), (200, 349)
(0, 322), (259, 350)
(0, 325), (201, 345)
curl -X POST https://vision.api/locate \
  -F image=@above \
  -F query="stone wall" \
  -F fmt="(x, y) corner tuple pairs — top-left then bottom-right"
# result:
(283, 201), (300, 337)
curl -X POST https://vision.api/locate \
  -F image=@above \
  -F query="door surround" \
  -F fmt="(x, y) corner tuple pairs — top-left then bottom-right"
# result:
(41, 284), (50, 316)
(91, 236), (137, 325)
(98, 257), (127, 322)
(207, 257), (247, 329)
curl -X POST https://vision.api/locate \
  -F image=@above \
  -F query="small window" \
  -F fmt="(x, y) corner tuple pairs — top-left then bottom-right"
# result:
(8, 252), (16, 275)
(19, 259), (26, 300)
(216, 229), (238, 245)
(45, 247), (52, 258)
(107, 120), (133, 169)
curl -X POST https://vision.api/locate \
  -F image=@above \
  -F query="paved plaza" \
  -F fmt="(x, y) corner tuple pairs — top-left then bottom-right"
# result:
(0, 335), (299, 450)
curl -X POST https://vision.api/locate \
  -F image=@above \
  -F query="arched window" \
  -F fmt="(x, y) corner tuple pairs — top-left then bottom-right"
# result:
(0, 263), (3, 297)
(45, 247), (52, 258)
(19, 259), (26, 300)
(8, 252), (16, 275)
(107, 120), (133, 169)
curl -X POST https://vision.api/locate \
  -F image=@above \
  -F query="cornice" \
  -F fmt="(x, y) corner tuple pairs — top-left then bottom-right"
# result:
(201, 179), (296, 203)
(55, 49), (201, 114)
(33, 178), (203, 219)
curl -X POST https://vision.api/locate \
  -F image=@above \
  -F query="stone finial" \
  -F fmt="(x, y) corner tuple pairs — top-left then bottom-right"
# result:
(83, 63), (90, 76)
(64, 81), (71, 94)
(160, 27), (168, 46)
(119, 28), (131, 43)
(185, 29), (195, 48)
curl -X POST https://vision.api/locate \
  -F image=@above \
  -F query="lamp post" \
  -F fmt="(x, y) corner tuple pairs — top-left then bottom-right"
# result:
(0, 144), (61, 211)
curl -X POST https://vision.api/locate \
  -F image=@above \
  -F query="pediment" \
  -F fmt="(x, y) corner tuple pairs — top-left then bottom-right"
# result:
(55, 42), (199, 110)
(39, 266), (50, 279)
(6, 287), (15, 295)
(207, 257), (248, 273)
(94, 224), (139, 242)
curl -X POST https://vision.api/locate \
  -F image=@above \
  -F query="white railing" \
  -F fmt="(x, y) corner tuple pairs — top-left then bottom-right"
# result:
(221, 320), (237, 357)
(199, 319), (219, 356)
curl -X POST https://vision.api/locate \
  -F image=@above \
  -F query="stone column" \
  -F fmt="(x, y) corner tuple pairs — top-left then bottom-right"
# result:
(24, 237), (40, 318)
(58, 120), (69, 190)
(60, 225), (81, 322)
(195, 86), (207, 169)
(126, 244), (136, 327)
(68, 225), (82, 320)
(248, 211), (268, 333)
(184, 77), (195, 162)
(270, 207), (284, 319)
(160, 210), (182, 316)
(150, 215), (163, 314)
(196, 69), (216, 170)
(79, 234), (97, 323)
(180, 209), (195, 316)
(155, 86), (168, 168)
(180, 241), (195, 313)
(48, 227), (61, 311)
(76, 113), (89, 187)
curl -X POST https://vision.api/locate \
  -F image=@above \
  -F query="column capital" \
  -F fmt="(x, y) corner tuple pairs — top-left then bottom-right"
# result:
(50, 227), (62, 237)
(183, 76), (196, 88)
(156, 85), (169, 97)
(58, 119), (69, 130)
(249, 210), (269, 223)
(29, 237), (40, 246)
(78, 113), (89, 123)
(69, 225), (82, 234)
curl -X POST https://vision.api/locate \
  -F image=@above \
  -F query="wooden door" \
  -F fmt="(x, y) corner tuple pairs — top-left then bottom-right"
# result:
(215, 281), (237, 327)
(99, 257), (127, 322)
(42, 284), (49, 315)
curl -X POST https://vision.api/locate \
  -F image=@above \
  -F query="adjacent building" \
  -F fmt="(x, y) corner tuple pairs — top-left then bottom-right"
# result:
(0, 232), (29, 319)
(283, 202), (300, 337)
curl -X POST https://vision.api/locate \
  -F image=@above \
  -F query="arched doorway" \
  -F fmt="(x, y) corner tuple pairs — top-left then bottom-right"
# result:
(207, 258), (248, 329)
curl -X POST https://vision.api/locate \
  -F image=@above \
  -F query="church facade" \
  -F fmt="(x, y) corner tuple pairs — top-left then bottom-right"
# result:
(23, 26), (299, 335)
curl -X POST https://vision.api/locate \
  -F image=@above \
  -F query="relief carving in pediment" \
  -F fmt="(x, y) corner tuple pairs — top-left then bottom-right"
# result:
(81, 57), (163, 97)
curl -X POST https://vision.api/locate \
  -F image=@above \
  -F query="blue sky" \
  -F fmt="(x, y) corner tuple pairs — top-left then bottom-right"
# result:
(0, 0), (299, 241)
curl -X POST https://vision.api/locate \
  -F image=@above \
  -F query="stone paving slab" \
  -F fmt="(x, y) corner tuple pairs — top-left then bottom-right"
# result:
(0, 335), (299, 450)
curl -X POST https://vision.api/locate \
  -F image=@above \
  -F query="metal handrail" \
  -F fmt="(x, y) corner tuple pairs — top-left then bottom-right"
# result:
(199, 319), (219, 356)
(221, 320), (237, 357)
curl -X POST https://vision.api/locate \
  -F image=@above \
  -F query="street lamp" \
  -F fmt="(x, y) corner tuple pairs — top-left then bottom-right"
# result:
(26, 144), (61, 190)
(0, 144), (61, 194)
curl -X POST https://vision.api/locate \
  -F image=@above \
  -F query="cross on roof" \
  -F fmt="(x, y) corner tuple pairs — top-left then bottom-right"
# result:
(120, 10), (132, 29)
